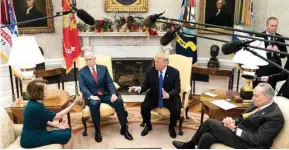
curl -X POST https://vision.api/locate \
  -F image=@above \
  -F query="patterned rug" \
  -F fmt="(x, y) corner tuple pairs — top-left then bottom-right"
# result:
(67, 106), (208, 131)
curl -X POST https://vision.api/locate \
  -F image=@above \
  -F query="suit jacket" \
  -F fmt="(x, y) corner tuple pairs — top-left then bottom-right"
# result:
(269, 58), (289, 98)
(255, 31), (288, 75)
(79, 65), (116, 101)
(140, 66), (181, 107)
(234, 102), (284, 148)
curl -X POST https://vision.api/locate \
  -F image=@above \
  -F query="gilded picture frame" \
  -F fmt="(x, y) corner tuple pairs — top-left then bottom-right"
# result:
(199, 0), (236, 34)
(13, 0), (54, 34)
(105, 0), (148, 12)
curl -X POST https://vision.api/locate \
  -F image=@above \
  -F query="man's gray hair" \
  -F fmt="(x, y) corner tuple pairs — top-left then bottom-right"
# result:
(257, 83), (275, 100)
(84, 51), (95, 58)
(155, 51), (169, 63)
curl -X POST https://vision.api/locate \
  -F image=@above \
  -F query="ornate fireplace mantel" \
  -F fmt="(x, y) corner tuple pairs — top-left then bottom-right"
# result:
(78, 32), (171, 59)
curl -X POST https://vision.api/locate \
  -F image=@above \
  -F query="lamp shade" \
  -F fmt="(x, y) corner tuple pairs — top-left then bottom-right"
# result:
(232, 38), (269, 66)
(8, 36), (45, 69)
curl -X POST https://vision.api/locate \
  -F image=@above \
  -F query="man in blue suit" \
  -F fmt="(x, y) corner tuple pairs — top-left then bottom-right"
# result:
(79, 52), (133, 142)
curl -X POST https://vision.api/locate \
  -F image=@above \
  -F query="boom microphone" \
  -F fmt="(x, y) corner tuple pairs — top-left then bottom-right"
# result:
(160, 27), (182, 46)
(221, 40), (255, 55)
(76, 9), (95, 26)
(142, 12), (165, 28)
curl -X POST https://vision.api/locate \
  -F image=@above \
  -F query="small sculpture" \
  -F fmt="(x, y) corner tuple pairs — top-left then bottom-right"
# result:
(207, 45), (220, 68)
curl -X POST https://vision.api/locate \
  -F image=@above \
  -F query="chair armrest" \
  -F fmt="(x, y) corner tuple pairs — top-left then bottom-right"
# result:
(13, 124), (23, 137)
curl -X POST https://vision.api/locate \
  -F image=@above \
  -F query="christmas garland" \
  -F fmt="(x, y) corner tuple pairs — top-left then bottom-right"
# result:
(77, 15), (175, 36)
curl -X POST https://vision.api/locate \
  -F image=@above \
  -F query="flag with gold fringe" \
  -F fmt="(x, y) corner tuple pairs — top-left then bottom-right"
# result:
(231, 0), (254, 72)
(0, 0), (21, 77)
(62, 0), (81, 74)
(176, 0), (198, 65)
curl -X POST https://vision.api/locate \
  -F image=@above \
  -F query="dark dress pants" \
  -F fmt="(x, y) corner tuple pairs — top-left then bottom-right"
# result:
(87, 95), (127, 129)
(188, 119), (250, 149)
(141, 96), (181, 127)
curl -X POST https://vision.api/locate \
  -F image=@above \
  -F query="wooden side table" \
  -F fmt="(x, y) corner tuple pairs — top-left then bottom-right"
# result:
(14, 68), (65, 98)
(192, 65), (236, 94)
(11, 89), (72, 128)
(200, 89), (250, 125)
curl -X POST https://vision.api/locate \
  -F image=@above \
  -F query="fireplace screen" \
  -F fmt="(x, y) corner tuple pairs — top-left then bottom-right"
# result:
(112, 59), (153, 94)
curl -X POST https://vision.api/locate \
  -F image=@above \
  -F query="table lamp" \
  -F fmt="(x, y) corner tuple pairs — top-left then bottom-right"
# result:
(232, 39), (268, 100)
(8, 36), (45, 98)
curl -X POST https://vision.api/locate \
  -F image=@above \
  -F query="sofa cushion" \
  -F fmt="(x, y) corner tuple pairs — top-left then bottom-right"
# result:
(0, 107), (16, 149)
(271, 96), (289, 149)
(6, 137), (63, 149)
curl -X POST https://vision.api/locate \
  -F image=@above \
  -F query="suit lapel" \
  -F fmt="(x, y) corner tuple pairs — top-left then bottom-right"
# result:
(250, 102), (276, 119)
(163, 66), (170, 85)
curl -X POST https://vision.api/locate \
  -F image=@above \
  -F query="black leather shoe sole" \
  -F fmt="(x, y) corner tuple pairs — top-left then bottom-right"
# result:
(172, 141), (185, 149)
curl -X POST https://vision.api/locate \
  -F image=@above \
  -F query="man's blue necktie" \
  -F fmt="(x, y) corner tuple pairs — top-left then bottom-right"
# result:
(158, 71), (164, 108)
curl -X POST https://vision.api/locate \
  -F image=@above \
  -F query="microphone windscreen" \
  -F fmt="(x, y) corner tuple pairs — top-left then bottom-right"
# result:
(160, 30), (175, 46)
(142, 16), (152, 28)
(241, 74), (255, 80)
(221, 41), (241, 55)
(76, 9), (95, 26)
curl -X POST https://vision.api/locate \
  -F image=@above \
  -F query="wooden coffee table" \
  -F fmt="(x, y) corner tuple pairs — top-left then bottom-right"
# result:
(200, 89), (250, 125)
(11, 89), (72, 127)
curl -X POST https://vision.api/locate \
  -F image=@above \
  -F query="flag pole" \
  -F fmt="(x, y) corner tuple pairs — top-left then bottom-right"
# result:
(73, 62), (79, 96)
(8, 66), (16, 102)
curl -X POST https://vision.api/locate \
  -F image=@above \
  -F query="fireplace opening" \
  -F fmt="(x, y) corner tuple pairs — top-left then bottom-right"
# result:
(112, 59), (154, 95)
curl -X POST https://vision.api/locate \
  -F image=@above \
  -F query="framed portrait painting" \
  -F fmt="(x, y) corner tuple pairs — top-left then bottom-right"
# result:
(13, 0), (54, 34)
(199, 0), (235, 34)
(105, 0), (148, 12)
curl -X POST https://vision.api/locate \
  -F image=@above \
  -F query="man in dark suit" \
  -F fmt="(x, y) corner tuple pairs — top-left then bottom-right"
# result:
(205, 0), (233, 27)
(129, 52), (181, 138)
(261, 57), (289, 99)
(79, 52), (133, 142)
(173, 83), (284, 149)
(254, 17), (288, 89)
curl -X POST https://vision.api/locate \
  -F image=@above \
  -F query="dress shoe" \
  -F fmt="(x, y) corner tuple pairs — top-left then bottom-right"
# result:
(141, 125), (152, 136)
(95, 128), (102, 143)
(121, 127), (133, 140)
(172, 141), (192, 149)
(169, 127), (176, 138)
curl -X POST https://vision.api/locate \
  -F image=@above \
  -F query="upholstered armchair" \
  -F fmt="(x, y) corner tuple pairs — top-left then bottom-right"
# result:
(77, 55), (125, 136)
(142, 54), (192, 136)
(211, 96), (289, 149)
(0, 107), (62, 149)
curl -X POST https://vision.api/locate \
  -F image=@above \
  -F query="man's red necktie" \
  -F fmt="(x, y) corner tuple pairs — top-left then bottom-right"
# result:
(92, 67), (103, 95)
(92, 67), (98, 83)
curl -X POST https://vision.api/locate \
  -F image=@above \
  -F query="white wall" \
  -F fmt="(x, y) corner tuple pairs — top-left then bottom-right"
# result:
(0, 0), (287, 60)
(0, 0), (288, 107)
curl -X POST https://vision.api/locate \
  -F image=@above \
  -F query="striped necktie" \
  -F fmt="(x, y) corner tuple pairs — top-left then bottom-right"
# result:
(242, 107), (260, 119)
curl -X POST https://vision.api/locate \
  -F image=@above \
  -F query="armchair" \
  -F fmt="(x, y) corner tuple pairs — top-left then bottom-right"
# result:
(146, 54), (192, 135)
(211, 96), (289, 149)
(77, 55), (125, 136)
(0, 107), (62, 149)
